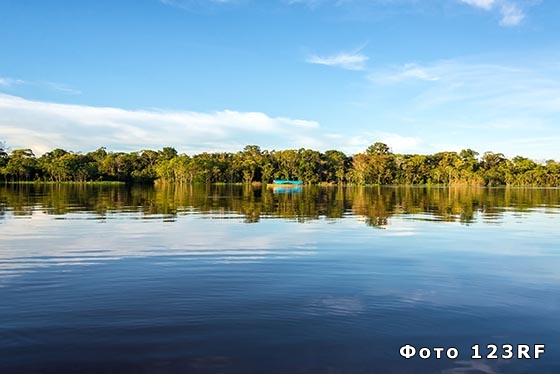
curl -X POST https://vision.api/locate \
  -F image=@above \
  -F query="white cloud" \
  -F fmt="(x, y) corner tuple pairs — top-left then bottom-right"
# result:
(378, 133), (421, 153)
(457, 0), (496, 10)
(306, 52), (369, 71)
(499, 2), (524, 26)
(0, 93), (424, 156)
(457, 0), (526, 27)
(0, 93), (324, 155)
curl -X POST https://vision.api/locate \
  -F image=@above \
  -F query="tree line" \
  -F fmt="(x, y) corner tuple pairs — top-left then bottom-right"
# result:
(1, 142), (559, 186)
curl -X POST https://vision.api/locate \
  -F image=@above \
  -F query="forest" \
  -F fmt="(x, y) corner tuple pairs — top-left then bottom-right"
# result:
(1, 142), (559, 186)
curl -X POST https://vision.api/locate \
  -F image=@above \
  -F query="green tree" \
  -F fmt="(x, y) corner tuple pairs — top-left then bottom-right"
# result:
(363, 143), (393, 185)
(324, 150), (348, 184)
(366, 142), (391, 155)
(5, 149), (38, 182)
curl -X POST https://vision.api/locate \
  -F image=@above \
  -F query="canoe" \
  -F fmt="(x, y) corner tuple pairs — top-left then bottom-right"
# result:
(272, 180), (303, 185)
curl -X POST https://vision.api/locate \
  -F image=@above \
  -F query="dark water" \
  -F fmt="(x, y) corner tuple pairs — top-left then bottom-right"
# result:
(1, 184), (559, 373)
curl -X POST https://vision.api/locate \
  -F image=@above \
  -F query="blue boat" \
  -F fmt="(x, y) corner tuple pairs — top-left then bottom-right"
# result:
(272, 180), (303, 185)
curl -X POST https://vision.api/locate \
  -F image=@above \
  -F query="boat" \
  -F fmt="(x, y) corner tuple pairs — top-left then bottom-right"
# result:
(272, 180), (303, 185)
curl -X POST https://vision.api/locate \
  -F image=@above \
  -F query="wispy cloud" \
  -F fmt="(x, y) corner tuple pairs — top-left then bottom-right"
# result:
(457, 0), (526, 26)
(380, 59), (560, 113)
(42, 82), (82, 95)
(367, 55), (560, 158)
(0, 77), (81, 95)
(0, 77), (25, 87)
(306, 51), (369, 71)
(370, 63), (441, 82)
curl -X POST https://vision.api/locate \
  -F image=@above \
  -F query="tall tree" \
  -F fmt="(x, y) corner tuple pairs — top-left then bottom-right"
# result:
(5, 149), (37, 182)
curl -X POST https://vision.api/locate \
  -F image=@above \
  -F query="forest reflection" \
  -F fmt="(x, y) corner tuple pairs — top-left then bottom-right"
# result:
(1, 184), (559, 227)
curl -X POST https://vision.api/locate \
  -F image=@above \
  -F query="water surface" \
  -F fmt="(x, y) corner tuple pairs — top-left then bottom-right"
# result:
(1, 185), (559, 373)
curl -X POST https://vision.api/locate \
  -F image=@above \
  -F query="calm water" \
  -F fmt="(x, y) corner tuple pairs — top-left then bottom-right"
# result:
(1, 184), (559, 373)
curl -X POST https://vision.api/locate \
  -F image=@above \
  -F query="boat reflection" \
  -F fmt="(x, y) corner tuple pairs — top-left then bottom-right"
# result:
(271, 186), (303, 194)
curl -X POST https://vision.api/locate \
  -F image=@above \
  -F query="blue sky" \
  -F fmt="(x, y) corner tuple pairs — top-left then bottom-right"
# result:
(1, 0), (559, 159)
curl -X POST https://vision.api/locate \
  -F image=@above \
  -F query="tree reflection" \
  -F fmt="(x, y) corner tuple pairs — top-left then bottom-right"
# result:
(0, 184), (558, 227)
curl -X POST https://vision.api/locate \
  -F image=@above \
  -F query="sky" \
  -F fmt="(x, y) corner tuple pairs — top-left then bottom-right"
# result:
(1, 0), (559, 159)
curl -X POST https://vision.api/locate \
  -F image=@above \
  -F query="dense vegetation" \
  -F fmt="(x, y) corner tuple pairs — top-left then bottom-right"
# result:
(1, 142), (559, 186)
